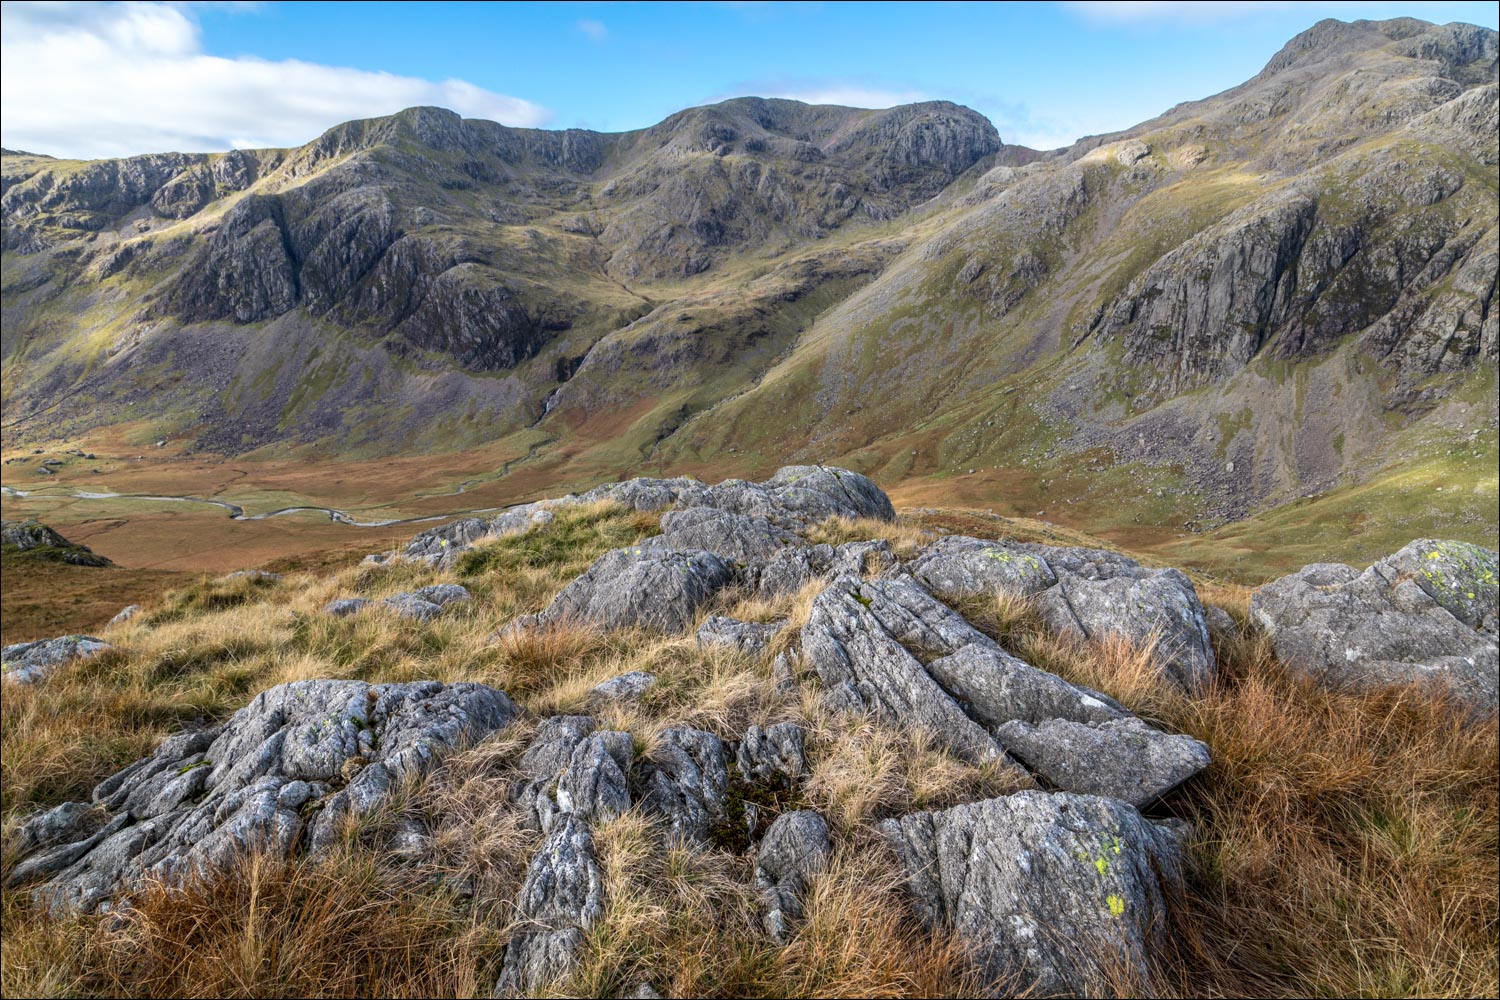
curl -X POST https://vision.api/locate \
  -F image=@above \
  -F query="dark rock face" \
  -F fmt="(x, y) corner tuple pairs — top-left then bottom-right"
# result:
(880, 791), (1186, 997)
(1251, 539), (1499, 713)
(8, 680), (519, 913)
(1, 519), (112, 566)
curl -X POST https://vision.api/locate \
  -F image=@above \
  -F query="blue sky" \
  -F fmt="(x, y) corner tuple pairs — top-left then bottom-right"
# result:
(3, 1), (1496, 159)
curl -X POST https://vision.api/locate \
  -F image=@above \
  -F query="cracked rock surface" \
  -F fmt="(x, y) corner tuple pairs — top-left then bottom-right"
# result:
(9, 680), (519, 913)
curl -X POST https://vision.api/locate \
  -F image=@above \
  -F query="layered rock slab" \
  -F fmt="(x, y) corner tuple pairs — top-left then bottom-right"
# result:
(9, 679), (519, 913)
(880, 791), (1185, 997)
(909, 536), (1217, 691)
(1250, 539), (1499, 713)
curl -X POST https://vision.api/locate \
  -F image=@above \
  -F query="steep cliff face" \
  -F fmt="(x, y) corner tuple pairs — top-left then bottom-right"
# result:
(1, 18), (1495, 530)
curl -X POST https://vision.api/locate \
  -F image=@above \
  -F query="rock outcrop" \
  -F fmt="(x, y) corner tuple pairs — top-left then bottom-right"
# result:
(910, 536), (1217, 691)
(1251, 539), (1499, 713)
(881, 791), (1186, 996)
(1, 519), (112, 567)
(8, 680), (519, 913)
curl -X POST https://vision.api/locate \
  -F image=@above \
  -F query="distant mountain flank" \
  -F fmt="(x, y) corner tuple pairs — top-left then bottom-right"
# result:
(2, 17), (1496, 535)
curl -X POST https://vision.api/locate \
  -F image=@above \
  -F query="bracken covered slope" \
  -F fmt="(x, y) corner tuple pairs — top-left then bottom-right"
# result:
(2, 18), (1496, 535)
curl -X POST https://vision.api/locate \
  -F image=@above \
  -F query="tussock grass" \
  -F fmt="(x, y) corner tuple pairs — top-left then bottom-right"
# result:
(957, 585), (1500, 998)
(2, 502), (1495, 998)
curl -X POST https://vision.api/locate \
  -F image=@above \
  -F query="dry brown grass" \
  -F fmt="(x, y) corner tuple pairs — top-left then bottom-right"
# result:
(2, 851), (502, 999)
(564, 814), (981, 999)
(958, 585), (1500, 999)
(804, 515), (934, 560)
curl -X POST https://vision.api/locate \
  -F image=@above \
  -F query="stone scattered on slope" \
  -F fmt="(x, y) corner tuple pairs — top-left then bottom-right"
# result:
(535, 546), (736, 633)
(909, 536), (1217, 691)
(1251, 540), (1499, 713)
(108, 604), (142, 628)
(2, 636), (112, 685)
(410, 583), (473, 607)
(880, 791), (1186, 997)
(322, 586), (470, 622)
(697, 616), (784, 658)
(589, 670), (658, 706)
(994, 718), (1211, 807)
(404, 501), (569, 567)
(641, 727), (730, 845)
(323, 597), (371, 617)
(379, 593), (445, 622)
(755, 810), (832, 942)
(8, 679), (519, 913)
(494, 815), (605, 997)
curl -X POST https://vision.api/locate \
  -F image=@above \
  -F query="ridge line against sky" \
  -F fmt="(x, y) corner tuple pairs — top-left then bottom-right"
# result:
(2, 0), (1497, 160)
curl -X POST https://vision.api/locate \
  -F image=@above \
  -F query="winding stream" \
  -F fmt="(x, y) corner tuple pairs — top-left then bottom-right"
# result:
(0, 485), (510, 528)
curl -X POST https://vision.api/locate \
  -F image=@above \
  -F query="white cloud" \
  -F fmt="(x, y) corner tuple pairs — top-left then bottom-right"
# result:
(577, 18), (607, 41)
(0, 2), (550, 159)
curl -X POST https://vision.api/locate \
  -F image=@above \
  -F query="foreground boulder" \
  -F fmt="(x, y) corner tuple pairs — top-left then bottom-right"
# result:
(881, 791), (1186, 996)
(2, 635), (112, 685)
(8, 679), (519, 913)
(1251, 540), (1499, 713)
(909, 536), (1216, 691)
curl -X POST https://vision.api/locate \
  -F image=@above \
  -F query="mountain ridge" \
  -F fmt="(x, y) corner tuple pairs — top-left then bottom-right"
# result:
(2, 16), (1496, 564)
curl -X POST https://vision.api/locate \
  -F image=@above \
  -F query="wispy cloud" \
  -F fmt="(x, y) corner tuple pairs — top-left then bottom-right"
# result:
(577, 18), (608, 41)
(0, 1), (550, 159)
(1063, 1), (1337, 26)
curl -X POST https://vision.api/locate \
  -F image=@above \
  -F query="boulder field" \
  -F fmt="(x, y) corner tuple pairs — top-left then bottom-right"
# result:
(7, 465), (1496, 996)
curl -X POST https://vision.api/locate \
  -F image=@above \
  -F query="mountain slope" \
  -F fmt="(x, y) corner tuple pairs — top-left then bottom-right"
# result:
(2, 17), (1496, 557)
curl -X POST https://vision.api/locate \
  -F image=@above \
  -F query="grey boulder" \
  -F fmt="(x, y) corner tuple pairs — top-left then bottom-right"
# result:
(755, 810), (832, 942)
(588, 670), (658, 705)
(697, 616), (784, 658)
(910, 537), (1217, 691)
(641, 727), (730, 845)
(1251, 540), (1499, 713)
(538, 546), (736, 633)
(495, 815), (605, 997)
(881, 791), (1186, 997)
(2, 635), (111, 685)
